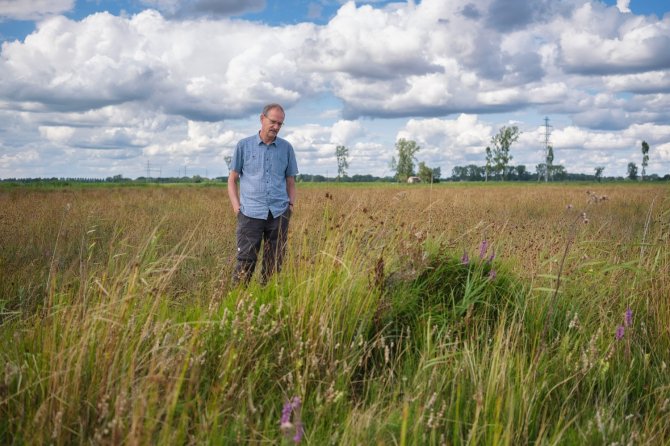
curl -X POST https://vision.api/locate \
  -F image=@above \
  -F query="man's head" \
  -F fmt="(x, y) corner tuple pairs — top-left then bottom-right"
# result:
(260, 103), (285, 143)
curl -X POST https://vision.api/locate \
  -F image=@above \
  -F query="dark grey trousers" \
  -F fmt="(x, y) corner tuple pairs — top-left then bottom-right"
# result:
(233, 210), (291, 285)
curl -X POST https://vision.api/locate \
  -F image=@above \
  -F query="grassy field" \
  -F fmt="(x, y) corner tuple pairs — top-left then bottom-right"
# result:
(1, 182), (669, 445)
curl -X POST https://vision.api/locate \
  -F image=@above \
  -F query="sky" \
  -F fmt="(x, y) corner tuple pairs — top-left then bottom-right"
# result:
(0, 0), (669, 179)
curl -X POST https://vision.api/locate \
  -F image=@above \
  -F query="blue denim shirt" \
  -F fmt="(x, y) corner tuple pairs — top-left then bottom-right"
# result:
(231, 133), (299, 220)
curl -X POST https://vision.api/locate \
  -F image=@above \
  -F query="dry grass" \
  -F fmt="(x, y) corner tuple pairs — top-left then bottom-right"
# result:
(1, 182), (669, 445)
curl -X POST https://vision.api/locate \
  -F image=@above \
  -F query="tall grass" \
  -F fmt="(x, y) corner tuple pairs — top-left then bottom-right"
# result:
(1, 183), (669, 444)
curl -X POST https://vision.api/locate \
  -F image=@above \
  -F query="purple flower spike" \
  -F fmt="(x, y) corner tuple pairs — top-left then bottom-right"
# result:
(488, 250), (496, 264)
(625, 308), (633, 327)
(479, 240), (488, 259)
(293, 423), (304, 443)
(281, 401), (293, 425)
(280, 397), (304, 443)
(615, 325), (625, 340)
(461, 251), (470, 265)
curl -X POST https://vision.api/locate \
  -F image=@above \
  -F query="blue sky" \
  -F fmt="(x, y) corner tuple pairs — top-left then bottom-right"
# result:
(1, 0), (669, 178)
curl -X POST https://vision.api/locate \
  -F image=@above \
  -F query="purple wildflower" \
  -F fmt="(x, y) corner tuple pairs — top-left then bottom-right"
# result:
(487, 249), (496, 264)
(488, 269), (497, 280)
(293, 423), (304, 443)
(280, 400), (293, 425)
(479, 240), (488, 259)
(625, 308), (633, 327)
(615, 325), (625, 340)
(280, 397), (304, 443)
(461, 250), (470, 265)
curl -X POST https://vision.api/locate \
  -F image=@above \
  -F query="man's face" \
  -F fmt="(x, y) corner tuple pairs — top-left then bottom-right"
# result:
(260, 108), (285, 141)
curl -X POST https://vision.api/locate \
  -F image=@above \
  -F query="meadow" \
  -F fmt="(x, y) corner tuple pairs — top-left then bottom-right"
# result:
(0, 182), (669, 445)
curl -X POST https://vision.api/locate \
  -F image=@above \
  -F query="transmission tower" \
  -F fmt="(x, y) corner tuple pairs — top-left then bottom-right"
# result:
(543, 117), (553, 182)
(145, 160), (161, 182)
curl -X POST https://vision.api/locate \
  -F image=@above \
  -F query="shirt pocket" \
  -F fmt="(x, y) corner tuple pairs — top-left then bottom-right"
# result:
(243, 148), (262, 173)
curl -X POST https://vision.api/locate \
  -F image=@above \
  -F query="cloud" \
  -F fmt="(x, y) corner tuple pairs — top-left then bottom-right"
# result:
(3, 0), (667, 124)
(140, 0), (266, 18)
(0, 10), (314, 120)
(330, 120), (364, 146)
(38, 125), (75, 143)
(0, 148), (39, 170)
(616, 0), (631, 14)
(604, 71), (670, 94)
(485, 0), (548, 32)
(1, 0), (670, 178)
(396, 114), (494, 167)
(558, 3), (670, 75)
(572, 109), (629, 130)
(460, 3), (482, 20)
(0, 0), (74, 20)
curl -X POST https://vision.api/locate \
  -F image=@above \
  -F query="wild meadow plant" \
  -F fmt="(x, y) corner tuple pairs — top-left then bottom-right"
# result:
(0, 183), (669, 444)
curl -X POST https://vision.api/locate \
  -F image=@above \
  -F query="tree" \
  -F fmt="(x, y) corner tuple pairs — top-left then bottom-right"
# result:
(452, 165), (467, 181)
(466, 164), (483, 181)
(335, 145), (349, 180)
(627, 162), (638, 180)
(594, 166), (605, 182)
(514, 165), (529, 181)
(550, 165), (567, 181)
(224, 155), (232, 173)
(484, 146), (493, 182)
(389, 156), (397, 175)
(491, 125), (520, 180)
(394, 138), (420, 182)
(641, 140), (649, 181)
(452, 164), (484, 181)
(418, 161), (440, 183)
(545, 145), (554, 182)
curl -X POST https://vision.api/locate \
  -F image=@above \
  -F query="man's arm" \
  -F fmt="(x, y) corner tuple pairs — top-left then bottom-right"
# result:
(286, 176), (296, 210)
(228, 170), (241, 214)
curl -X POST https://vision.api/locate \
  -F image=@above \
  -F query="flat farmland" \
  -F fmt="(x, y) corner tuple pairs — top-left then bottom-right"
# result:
(1, 182), (669, 444)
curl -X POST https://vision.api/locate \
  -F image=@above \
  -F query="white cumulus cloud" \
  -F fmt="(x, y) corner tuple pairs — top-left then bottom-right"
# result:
(0, 0), (73, 20)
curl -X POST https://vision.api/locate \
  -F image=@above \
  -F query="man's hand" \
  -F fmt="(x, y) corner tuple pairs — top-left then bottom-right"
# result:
(228, 170), (241, 215)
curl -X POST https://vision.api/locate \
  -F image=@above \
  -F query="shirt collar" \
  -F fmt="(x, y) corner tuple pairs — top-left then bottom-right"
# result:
(256, 132), (276, 147)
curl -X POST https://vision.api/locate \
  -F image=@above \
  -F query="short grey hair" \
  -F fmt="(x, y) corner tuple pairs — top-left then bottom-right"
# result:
(262, 103), (285, 117)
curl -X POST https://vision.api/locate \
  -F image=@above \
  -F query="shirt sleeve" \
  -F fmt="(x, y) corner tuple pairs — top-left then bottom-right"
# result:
(286, 143), (299, 177)
(231, 140), (244, 173)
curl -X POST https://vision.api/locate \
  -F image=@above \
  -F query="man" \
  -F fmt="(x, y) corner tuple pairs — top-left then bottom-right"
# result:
(228, 103), (298, 285)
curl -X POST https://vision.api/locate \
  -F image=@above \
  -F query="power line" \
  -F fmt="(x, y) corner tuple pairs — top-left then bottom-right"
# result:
(145, 160), (161, 181)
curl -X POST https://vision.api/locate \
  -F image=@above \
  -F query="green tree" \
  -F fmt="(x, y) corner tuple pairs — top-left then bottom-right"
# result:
(641, 140), (649, 181)
(514, 164), (528, 181)
(627, 162), (638, 180)
(594, 166), (605, 182)
(452, 165), (467, 181)
(418, 161), (440, 183)
(223, 155), (232, 173)
(491, 126), (520, 180)
(545, 145), (554, 182)
(335, 145), (349, 181)
(394, 138), (420, 182)
(484, 146), (493, 182)
(467, 164), (483, 181)
(550, 165), (567, 181)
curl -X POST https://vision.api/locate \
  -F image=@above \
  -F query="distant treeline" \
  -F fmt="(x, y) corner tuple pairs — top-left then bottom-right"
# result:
(2, 170), (669, 185)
